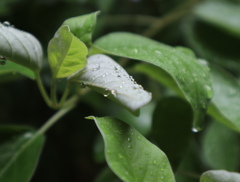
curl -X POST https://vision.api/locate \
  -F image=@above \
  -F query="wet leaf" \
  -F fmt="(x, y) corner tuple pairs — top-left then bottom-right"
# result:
(71, 54), (152, 113)
(93, 32), (213, 130)
(0, 22), (43, 72)
(87, 116), (175, 182)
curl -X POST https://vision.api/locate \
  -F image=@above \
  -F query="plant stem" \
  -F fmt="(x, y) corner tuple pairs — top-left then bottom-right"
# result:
(59, 82), (72, 107)
(143, 0), (202, 37)
(37, 95), (78, 134)
(35, 72), (52, 108)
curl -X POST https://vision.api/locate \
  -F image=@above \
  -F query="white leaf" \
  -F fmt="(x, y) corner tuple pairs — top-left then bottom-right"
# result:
(0, 22), (43, 72)
(72, 54), (152, 112)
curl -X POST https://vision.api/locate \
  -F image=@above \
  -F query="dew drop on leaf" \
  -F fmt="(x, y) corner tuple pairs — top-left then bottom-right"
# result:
(205, 85), (213, 99)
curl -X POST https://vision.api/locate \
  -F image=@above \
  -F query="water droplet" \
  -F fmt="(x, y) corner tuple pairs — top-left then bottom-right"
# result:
(3, 21), (11, 27)
(160, 168), (164, 171)
(152, 160), (157, 165)
(192, 127), (199, 133)
(155, 50), (162, 55)
(198, 59), (208, 66)
(0, 56), (6, 65)
(145, 152), (149, 155)
(205, 85), (213, 99)
(137, 136), (141, 140)
(103, 89), (109, 97)
(80, 82), (86, 88)
(127, 137), (131, 142)
(134, 48), (139, 54)
(111, 90), (117, 97)
(102, 74), (106, 78)
(115, 66), (120, 73)
(118, 154), (123, 159)
(128, 145), (132, 148)
(93, 64), (100, 71)
(119, 85), (123, 88)
(24, 132), (33, 138)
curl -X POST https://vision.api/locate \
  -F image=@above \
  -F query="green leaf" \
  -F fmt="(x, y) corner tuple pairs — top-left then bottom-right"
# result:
(63, 11), (99, 46)
(87, 116), (175, 182)
(151, 97), (193, 172)
(48, 25), (88, 78)
(208, 66), (240, 132)
(201, 121), (240, 171)
(71, 54), (152, 113)
(194, 1), (240, 38)
(93, 32), (213, 131)
(134, 63), (183, 96)
(0, 125), (45, 182)
(200, 170), (240, 182)
(0, 61), (35, 79)
(0, 22), (43, 72)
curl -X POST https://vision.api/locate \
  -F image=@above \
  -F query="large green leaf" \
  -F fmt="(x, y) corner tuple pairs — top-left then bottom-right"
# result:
(71, 54), (152, 113)
(208, 66), (240, 132)
(151, 97), (193, 172)
(93, 32), (213, 131)
(0, 61), (35, 79)
(194, 1), (240, 38)
(201, 121), (240, 171)
(87, 116), (175, 182)
(63, 11), (99, 46)
(0, 125), (45, 182)
(0, 22), (43, 72)
(200, 170), (240, 182)
(48, 25), (88, 78)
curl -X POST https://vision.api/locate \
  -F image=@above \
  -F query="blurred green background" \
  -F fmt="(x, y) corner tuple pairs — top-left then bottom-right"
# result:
(1, 0), (240, 181)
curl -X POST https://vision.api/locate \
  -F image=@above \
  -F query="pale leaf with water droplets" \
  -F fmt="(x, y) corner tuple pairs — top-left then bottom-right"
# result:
(0, 22), (43, 72)
(70, 54), (152, 112)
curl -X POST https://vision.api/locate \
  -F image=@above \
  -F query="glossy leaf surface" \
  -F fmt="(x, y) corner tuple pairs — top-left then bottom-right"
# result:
(0, 22), (43, 72)
(208, 66), (240, 132)
(48, 25), (88, 78)
(202, 121), (239, 171)
(94, 32), (212, 131)
(200, 170), (240, 182)
(72, 54), (152, 113)
(0, 126), (45, 182)
(88, 116), (175, 182)
(63, 11), (99, 46)
(194, 1), (240, 38)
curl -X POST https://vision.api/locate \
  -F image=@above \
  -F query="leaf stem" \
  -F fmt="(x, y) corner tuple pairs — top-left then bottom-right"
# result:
(59, 82), (72, 107)
(35, 72), (52, 108)
(37, 95), (79, 134)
